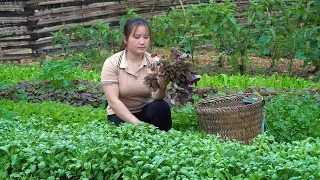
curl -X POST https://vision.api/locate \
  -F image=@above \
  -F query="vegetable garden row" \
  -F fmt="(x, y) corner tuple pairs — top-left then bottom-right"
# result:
(1, 0), (320, 179)
(0, 62), (319, 179)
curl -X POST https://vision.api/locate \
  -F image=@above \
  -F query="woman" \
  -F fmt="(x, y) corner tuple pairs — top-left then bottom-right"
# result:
(101, 18), (172, 131)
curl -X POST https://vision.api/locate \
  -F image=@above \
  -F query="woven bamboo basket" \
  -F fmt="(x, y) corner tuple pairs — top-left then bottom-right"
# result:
(195, 93), (265, 143)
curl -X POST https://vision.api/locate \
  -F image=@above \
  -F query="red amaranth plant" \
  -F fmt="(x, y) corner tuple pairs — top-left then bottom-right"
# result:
(144, 48), (201, 105)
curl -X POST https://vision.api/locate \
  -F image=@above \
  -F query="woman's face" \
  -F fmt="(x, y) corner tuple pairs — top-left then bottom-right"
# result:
(124, 25), (150, 56)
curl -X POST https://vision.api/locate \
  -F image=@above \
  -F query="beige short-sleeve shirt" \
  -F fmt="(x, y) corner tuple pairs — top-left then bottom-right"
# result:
(101, 50), (156, 115)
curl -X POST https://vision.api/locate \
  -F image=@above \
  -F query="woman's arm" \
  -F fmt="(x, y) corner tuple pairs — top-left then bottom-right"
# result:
(103, 85), (141, 124)
(153, 76), (168, 100)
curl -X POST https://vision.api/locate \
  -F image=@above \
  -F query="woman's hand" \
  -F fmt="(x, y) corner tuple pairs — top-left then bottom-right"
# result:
(103, 85), (143, 124)
(157, 76), (168, 90)
(153, 76), (168, 100)
(132, 119), (142, 124)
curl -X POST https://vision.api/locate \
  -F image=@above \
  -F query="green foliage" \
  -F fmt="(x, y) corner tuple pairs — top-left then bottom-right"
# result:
(197, 74), (320, 89)
(152, 0), (263, 73)
(1, 100), (320, 179)
(152, 1), (236, 67)
(51, 29), (72, 53)
(151, 13), (177, 47)
(36, 60), (81, 80)
(0, 62), (104, 108)
(0, 65), (39, 84)
(52, 22), (121, 63)
(265, 94), (320, 142)
(50, 9), (141, 63)
(0, 99), (106, 125)
(0, 80), (107, 109)
(151, 0), (319, 74)
(252, 0), (320, 71)
(194, 86), (319, 103)
(109, 28), (124, 52)
(253, 0), (288, 68)
(0, 63), (100, 84)
(212, 0), (257, 74)
(34, 60), (81, 89)
(119, 8), (141, 30)
(171, 103), (199, 132)
(300, 26), (320, 71)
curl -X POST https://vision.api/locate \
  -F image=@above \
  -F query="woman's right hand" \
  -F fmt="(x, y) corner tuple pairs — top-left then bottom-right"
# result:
(103, 84), (142, 124)
(131, 119), (142, 124)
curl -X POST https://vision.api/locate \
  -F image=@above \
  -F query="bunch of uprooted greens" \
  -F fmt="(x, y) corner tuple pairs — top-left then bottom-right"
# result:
(144, 48), (201, 105)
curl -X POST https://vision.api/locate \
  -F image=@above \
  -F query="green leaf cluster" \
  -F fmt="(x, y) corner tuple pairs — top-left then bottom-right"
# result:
(197, 74), (320, 89)
(0, 64), (101, 85)
(0, 65), (39, 84)
(34, 60), (82, 90)
(0, 80), (107, 109)
(52, 22), (122, 63)
(0, 99), (106, 125)
(265, 94), (320, 142)
(1, 100), (320, 179)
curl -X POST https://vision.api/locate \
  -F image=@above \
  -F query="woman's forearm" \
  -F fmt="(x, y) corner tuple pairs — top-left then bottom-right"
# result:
(109, 100), (140, 124)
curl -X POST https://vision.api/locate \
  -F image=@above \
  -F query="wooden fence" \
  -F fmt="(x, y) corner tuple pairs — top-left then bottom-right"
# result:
(0, 0), (251, 62)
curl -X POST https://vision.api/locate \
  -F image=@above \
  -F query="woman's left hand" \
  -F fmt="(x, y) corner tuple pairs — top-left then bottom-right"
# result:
(153, 76), (168, 100)
(157, 76), (168, 90)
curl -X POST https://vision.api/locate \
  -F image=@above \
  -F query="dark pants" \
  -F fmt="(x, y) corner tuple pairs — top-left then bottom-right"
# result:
(107, 100), (172, 131)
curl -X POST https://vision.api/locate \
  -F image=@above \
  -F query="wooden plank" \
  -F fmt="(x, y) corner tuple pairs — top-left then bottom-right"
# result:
(29, 2), (161, 21)
(36, 8), (141, 26)
(26, 0), (82, 5)
(34, 15), (121, 33)
(39, 0), (82, 5)
(0, 6), (24, 11)
(0, 35), (31, 40)
(35, 37), (54, 45)
(0, 26), (29, 36)
(25, 0), (49, 5)
(0, 41), (31, 47)
(0, 17), (28, 23)
(33, 2), (117, 16)
(36, 41), (86, 51)
(1, 44), (34, 50)
(29, 5), (119, 21)
(0, 27), (29, 34)
(0, 54), (35, 61)
(0, 2), (24, 11)
(86, 2), (118, 9)
(0, 22), (33, 29)
(34, 6), (82, 16)
(0, 48), (32, 55)
(0, 11), (34, 17)
(35, 34), (109, 46)
(34, 10), (156, 34)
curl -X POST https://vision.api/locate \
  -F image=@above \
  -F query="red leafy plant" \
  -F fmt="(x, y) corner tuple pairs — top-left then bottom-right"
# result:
(144, 48), (201, 105)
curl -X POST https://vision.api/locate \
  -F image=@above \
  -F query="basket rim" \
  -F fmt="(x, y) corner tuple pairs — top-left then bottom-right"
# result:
(195, 93), (264, 111)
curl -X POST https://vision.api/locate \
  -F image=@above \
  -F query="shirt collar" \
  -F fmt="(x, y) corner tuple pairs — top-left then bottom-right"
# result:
(119, 49), (149, 69)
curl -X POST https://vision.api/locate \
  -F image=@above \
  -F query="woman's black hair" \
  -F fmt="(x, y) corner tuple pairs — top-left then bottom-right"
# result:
(120, 17), (152, 50)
